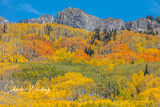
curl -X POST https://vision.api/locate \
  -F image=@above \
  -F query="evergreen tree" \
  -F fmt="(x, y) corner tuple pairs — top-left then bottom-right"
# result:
(3, 24), (7, 33)
(113, 29), (117, 41)
(91, 28), (101, 44)
(95, 28), (101, 41)
(156, 30), (159, 35)
(84, 47), (94, 56)
(146, 15), (154, 21)
(103, 29), (112, 43)
(156, 16), (160, 23)
(103, 28), (107, 41)
(144, 64), (149, 76)
(45, 24), (52, 36)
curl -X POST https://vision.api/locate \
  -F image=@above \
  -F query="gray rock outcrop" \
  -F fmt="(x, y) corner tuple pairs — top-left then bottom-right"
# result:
(125, 18), (160, 33)
(54, 7), (125, 32)
(0, 16), (9, 24)
(20, 15), (54, 24)
(54, 7), (100, 31)
(54, 7), (160, 34)
(95, 18), (125, 32)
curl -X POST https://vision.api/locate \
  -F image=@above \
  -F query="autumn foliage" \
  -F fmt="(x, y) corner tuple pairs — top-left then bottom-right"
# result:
(1, 23), (160, 106)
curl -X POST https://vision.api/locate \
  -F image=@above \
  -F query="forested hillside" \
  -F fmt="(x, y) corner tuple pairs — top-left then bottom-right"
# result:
(1, 23), (160, 106)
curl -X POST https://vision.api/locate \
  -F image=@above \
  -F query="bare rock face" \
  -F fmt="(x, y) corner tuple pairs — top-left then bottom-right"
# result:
(96, 18), (125, 32)
(0, 16), (9, 24)
(54, 7), (100, 31)
(125, 18), (160, 33)
(54, 7), (125, 32)
(20, 15), (54, 24)
(54, 7), (160, 34)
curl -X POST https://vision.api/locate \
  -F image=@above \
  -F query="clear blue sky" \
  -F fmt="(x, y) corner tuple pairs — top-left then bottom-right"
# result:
(0, 0), (160, 22)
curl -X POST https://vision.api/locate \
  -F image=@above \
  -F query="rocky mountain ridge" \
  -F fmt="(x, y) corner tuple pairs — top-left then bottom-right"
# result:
(19, 15), (54, 24)
(54, 7), (160, 34)
(1, 7), (160, 34)
(54, 7), (126, 32)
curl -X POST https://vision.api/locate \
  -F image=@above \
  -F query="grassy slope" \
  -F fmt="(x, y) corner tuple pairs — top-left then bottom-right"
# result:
(10, 61), (160, 91)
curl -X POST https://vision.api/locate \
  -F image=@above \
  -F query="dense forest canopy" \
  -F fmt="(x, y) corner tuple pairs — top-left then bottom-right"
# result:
(1, 23), (160, 106)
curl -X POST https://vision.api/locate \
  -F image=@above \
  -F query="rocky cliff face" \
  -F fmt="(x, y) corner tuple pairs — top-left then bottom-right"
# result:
(54, 7), (160, 34)
(95, 18), (125, 32)
(20, 15), (54, 24)
(54, 7), (100, 31)
(0, 16), (9, 24)
(54, 7), (125, 32)
(125, 18), (160, 33)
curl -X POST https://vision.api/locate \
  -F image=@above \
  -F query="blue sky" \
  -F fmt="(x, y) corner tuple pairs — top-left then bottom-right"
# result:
(0, 0), (160, 22)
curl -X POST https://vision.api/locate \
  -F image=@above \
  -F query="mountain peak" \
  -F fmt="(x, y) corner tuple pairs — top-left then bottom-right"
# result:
(65, 7), (83, 11)
(54, 7), (100, 31)
(54, 7), (160, 34)
(54, 7), (124, 31)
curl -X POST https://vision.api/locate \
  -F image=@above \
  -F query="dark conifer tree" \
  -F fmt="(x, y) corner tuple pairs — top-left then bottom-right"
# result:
(45, 24), (52, 36)
(156, 16), (160, 23)
(84, 46), (94, 56)
(113, 29), (117, 41)
(103, 28), (107, 41)
(146, 15), (154, 21)
(144, 64), (149, 76)
(3, 24), (7, 33)
(95, 28), (101, 41)
(91, 28), (101, 44)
